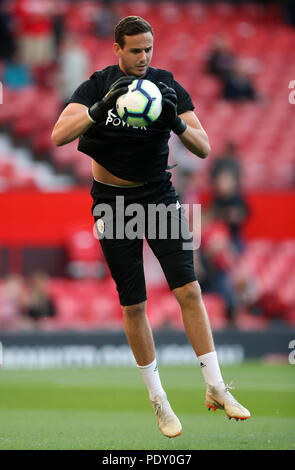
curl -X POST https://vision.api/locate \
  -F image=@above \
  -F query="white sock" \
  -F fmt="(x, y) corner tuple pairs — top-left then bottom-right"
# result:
(137, 358), (166, 401)
(197, 351), (224, 387)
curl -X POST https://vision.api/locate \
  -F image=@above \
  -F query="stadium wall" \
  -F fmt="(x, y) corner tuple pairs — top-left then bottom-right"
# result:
(0, 328), (293, 369)
(1, 190), (295, 245)
(1, 190), (294, 276)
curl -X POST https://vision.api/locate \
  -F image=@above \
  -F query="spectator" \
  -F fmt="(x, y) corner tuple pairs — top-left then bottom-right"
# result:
(94, 3), (118, 38)
(169, 133), (203, 203)
(211, 169), (249, 253)
(207, 35), (236, 81)
(51, 0), (66, 51)
(0, 274), (27, 330)
(207, 36), (258, 103)
(222, 59), (257, 102)
(1, 48), (34, 89)
(210, 141), (241, 184)
(233, 270), (287, 324)
(58, 33), (90, 106)
(196, 208), (238, 323)
(173, 168), (201, 238)
(179, 169), (201, 206)
(25, 271), (56, 324)
(13, 0), (55, 66)
(196, 210), (265, 325)
(0, 0), (15, 60)
(233, 270), (261, 316)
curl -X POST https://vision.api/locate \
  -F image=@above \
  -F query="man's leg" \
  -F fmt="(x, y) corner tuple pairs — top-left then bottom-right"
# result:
(122, 301), (155, 366)
(91, 181), (182, 436)
(173, 281), (215, 357)
(122, 301), (182, 437)
(173, 280), (251, 420)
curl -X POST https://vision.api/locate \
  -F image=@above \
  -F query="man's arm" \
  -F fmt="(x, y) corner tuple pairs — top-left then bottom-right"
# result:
(158, 82), (210, 159)
(178, 110), (211, 159)
(51, 75), (135, 146)
(51, 103), (93, 146)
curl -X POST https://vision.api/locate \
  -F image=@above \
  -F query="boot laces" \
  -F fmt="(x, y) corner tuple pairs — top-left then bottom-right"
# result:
(224, 381), (244, 407)
(153, 401), (162, 417)
(225, 381), (235, 392)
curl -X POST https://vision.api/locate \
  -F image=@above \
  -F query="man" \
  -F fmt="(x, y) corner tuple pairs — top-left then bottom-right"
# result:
(51, 16), (250, 438)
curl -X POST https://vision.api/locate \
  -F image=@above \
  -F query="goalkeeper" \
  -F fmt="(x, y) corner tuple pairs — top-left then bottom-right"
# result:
(52, 15), (250, 438)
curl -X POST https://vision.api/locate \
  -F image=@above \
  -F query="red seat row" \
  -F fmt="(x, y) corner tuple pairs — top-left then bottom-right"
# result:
(1, 2), (294, 189)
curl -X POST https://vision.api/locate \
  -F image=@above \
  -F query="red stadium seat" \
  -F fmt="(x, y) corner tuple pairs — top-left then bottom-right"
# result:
(64, 227), (103, 262)
(235, 309), (269, 330)
(1, 1), (295, 336)
(63, 226), (108, 280)
(0, 2), (294, 190)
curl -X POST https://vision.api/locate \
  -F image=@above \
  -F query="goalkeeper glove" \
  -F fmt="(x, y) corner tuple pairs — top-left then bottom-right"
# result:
(158, 82), (187, 135)
(88, 75), (136, 123)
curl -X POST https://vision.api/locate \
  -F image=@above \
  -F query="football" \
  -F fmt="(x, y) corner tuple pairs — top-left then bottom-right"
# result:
(116, 79), (162, 127)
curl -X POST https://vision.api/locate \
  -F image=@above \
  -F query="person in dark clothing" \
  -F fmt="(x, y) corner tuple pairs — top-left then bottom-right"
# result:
(51, 15), (250, 437)
(26, 272), (56, 322)
(207, 36), (236, 81)
(222, 59), (257, 102)
(196, 208), (238, 323)
(0, 0), (15, 60)
(210, 141), (241, 184)
(211, 170), (249, 253)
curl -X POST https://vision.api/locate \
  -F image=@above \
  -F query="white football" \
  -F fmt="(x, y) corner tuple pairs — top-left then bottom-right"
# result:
(116, 79), (162, 127)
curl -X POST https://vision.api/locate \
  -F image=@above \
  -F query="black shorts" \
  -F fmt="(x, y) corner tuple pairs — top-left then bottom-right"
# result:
(90, 172), (197, 306)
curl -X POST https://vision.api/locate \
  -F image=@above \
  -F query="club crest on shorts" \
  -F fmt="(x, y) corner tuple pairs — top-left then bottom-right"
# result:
(96, 218), (105, 234)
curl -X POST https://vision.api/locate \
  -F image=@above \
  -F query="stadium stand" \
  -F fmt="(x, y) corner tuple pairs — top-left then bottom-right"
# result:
(0, 1), (294, 190)
(47, 240), (295, 330)
(1, 1), (295, 331)
(1, 238), (295, 330)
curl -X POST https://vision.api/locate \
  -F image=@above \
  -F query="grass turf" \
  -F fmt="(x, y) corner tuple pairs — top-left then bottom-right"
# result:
(0, 361), (294, 450)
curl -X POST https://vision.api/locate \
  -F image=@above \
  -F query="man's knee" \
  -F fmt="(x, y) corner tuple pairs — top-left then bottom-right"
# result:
(173, 281), (202, 307)
(122, 301), (147, 318)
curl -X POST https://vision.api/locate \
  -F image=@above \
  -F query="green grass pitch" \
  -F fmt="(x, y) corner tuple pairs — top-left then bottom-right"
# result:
(0, 361), (294, 450)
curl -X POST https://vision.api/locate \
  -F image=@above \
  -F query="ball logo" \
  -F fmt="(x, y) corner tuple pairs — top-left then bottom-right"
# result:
(116, 79), (162, 128)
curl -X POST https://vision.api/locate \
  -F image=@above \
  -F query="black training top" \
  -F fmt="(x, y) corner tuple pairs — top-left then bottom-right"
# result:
(68, 65), (195, 181)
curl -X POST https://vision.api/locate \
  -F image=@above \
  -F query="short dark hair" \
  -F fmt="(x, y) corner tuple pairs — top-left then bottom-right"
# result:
(115, 16), (154, 48)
